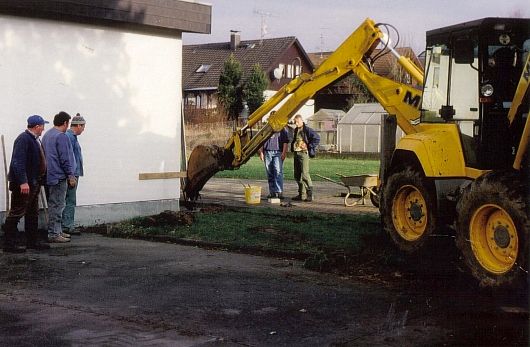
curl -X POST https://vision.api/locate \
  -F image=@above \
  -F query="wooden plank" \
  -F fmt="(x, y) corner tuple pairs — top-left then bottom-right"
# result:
(139, 171), (186, 180)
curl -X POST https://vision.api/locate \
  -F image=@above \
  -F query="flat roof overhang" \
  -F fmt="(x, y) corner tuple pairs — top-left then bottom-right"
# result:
(0, 0), (212, 35)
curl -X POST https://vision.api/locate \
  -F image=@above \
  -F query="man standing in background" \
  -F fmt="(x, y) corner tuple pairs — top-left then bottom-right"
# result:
(62, 114), (85, 235)
(259, 116), (290, 199)
(291, 114), (320, 202)
(42, 111), (76, 243)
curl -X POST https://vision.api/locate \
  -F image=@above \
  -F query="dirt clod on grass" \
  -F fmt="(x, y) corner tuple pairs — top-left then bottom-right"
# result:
(134, 210), (194, 227)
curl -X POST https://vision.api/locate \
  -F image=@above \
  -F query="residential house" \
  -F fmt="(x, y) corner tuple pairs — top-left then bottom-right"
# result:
(307, 109), (345, 151)
(308, 47), (423, 111)
(0, 0), (211, 225)
(183, 33), (314, 123)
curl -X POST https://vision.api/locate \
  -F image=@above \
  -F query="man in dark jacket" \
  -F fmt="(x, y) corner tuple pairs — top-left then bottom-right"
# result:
(291, 114), (320, 202)
(3, 115), (50, 252)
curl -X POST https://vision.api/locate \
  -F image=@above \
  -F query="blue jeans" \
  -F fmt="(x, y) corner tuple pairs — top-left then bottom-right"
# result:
(264, 150), (284, 195)
(62, 176), (78, 231)
(47, 179), (68, 237)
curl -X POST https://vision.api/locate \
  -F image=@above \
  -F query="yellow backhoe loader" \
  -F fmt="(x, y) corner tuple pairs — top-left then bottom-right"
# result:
(185, 17), (530, 287)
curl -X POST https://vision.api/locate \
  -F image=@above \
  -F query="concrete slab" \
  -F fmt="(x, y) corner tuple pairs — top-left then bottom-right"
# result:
(198, 178), (379, 215)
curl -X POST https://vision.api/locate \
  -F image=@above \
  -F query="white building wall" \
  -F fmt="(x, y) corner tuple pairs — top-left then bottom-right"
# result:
(0, 15), (182, 224)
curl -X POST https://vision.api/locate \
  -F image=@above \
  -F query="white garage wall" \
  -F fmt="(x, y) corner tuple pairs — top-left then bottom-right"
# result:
(0, 15), (182, 221)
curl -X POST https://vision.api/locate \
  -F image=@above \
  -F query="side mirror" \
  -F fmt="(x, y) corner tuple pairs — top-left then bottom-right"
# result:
(454, 38), (474, 64)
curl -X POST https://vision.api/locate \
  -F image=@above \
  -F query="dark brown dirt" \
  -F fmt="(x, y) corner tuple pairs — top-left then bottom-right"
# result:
(134, 210), (194, 227)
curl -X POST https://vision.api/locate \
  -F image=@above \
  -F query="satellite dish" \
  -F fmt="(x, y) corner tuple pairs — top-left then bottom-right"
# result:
(272, 67), (283, 80)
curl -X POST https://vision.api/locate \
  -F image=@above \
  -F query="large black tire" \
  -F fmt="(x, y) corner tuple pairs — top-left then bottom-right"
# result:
(381, 167), (437, 252)
(456, 171), (528, 287)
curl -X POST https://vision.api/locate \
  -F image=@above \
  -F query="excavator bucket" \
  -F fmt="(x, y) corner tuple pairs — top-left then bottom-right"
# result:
(183, 145), (234, 201)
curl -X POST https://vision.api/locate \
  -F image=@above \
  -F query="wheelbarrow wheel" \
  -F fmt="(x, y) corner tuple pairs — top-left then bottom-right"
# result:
(369, 187), (380, 208)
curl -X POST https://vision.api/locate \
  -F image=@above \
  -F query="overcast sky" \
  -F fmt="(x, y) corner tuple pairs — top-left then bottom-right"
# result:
(183, 0), (529, 54)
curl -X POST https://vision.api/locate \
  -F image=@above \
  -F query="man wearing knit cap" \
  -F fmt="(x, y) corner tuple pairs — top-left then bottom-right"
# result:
(62, 113), (85, 235)
(42, 111), (76, 243)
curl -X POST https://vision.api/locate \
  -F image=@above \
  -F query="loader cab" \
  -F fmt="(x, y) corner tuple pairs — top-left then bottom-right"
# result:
(421, 17), (530, 170)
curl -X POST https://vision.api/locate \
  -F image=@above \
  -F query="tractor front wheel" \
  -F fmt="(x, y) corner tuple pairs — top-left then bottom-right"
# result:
(382, 167), (436, 252)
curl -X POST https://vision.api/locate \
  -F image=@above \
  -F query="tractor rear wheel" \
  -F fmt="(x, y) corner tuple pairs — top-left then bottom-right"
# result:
(382, 167), (436, 252)
(456, 171), (528, 287)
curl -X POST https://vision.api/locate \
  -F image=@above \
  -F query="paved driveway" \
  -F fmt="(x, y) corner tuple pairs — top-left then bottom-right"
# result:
(0, 233), (527, 346)
(0, 234), (414, 346)
(199, 178), (379, 215)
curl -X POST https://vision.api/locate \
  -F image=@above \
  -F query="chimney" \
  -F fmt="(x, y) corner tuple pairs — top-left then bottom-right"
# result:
(230, 30), (240, 51)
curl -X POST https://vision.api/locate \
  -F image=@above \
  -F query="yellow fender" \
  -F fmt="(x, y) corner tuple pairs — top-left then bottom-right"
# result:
(396, 124), (468, 177)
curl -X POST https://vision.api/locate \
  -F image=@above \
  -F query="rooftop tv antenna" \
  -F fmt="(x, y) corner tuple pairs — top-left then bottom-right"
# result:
(318, 27), (330, 58)
(253, 9), (274, 42)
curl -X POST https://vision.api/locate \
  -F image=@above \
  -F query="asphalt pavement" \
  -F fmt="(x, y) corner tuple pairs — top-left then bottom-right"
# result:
(0, 233), (444, 347)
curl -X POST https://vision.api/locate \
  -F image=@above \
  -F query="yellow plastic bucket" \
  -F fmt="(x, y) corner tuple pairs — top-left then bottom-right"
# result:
(244, 186), (261, 205)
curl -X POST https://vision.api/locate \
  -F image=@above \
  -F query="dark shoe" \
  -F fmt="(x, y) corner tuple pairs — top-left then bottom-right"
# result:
(292, 195), (304, 201)
(3, 244), (26, 253)
(305, 190), (313, 202)
(26, 240), (51, 250)
(63, 227), (81, 235)
(267, 194), (276, 199)
(277, 193), (285, 200)
(3, 223), (25, 253)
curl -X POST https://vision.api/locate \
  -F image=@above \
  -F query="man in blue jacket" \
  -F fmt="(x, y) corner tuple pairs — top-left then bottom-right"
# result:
(42, 111), (76, 243)
(62, 114), (85, 235)
(291, 114), (320, 202)
(3, 115), (50, 252)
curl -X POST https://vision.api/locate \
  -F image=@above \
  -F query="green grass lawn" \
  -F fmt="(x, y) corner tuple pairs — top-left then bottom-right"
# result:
(88, 155), (386, 272)
(214, 155), (380, 182)
(97, 207), (383, 258)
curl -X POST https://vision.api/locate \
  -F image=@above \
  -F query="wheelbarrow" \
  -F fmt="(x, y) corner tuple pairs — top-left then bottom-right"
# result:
(315, 173), (380, 207)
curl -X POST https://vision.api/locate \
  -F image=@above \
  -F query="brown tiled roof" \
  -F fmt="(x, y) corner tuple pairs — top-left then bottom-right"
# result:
(183, 37), (311, 90)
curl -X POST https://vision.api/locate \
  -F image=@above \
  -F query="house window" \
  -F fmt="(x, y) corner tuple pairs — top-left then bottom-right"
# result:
(278, 64), (285, 78)
(195, 64), (211, 73)
(295, 65), (301, 77)
(186, 94), (196, 106)
(286, 64), (293, 78)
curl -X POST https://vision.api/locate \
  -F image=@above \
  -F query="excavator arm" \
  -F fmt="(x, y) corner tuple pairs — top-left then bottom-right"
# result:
(510, 52), (530, 170)
(184, 18), (424, 200)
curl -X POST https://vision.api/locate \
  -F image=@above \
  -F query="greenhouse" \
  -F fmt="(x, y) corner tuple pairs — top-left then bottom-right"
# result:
(337, 103), (404, 153)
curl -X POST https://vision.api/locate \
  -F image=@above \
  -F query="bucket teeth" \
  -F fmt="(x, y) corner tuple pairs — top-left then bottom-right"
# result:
(184, 145), (234, 201)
